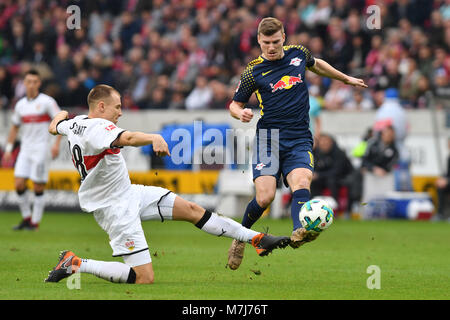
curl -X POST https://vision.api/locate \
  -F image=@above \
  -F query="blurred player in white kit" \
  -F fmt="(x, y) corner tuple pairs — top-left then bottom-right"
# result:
(2, 70), (62, 231)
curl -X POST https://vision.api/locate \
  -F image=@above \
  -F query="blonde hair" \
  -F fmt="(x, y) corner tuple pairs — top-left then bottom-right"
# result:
(87, 84), (120, 109)
(257, 17), (284, 36)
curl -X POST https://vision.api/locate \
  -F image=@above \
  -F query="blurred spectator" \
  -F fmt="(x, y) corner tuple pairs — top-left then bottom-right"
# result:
(209, 80), (231, 110)
(374, 88), (409, 162)
(361, 126), (399, 178)
(323, 80), (352, 110)
(0, 66), (13, 109)
(119, 11), (141, 51)
(168, 91), (186, 110)
(9, 18), (27, 61)
(308, 85), (322, 144)
(325, 17), (352, 74)
(146, 87), (169, 109)
(60, 77), (89, 108)
(343, 88), (374, 111)
(381, 59), (401, 90)
(311, 133), (354, 210)
(434, 139), (450, 221)
(433, 68), (450, 109)
(0, 0), (447, 113)
(399, 57), (422, 107)
(185, 75), (213, 110)
(51, 44), (75, 92)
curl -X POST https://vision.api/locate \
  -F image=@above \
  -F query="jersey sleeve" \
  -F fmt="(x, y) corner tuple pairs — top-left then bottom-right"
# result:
(302, 45), (315, 68)
(286, 45), (315, 68)
(46, 96), (61, 118)
(11, 102), (21, 126)
(56, 119), (71, 136)
(89, 121), (126, 151)
(233, 64), (257, 103)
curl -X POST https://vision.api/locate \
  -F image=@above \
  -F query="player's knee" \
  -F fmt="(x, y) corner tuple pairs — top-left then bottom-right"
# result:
(256, 191), (275, 208)
(14, 181), (26, 192)
(291, 177), (312, 191)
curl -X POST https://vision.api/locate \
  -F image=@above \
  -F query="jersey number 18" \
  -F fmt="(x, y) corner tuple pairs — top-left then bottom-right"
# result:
(69, 142), (87, 180)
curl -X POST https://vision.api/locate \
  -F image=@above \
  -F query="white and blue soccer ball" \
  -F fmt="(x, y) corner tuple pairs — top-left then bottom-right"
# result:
(299, 199), (334, 232)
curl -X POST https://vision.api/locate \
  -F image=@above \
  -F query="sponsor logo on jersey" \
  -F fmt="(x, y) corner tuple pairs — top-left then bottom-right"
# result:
(270, 74), (303, 92)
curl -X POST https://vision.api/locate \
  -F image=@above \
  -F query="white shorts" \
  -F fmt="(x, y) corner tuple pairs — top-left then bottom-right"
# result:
(14, 149), (49, 183)
(92, 184), (177, 267)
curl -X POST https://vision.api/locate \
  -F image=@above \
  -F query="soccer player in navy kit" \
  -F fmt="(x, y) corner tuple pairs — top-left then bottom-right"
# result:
(227, 17), (367, 270)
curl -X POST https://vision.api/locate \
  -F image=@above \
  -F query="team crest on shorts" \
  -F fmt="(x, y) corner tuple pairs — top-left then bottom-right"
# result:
(125, 239), (135, 251)
(255, 163), (266, 170)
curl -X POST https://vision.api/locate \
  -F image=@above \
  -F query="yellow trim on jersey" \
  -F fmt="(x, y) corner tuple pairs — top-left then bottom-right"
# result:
(255, 89), (264, 116)
(283, 45), (314, 69)
(308, 151), (314, 168)
(239, 56), (264, 96)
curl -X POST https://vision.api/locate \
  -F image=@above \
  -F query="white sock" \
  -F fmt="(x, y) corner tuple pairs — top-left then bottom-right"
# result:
(17, 190), (31, 220)
(79, 259), (133, 283)
(31, 192), (45, 225)
(196, 211), (259, 243)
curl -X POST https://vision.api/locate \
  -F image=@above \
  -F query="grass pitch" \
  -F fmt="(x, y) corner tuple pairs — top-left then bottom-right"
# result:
(0, 211), (449, 300)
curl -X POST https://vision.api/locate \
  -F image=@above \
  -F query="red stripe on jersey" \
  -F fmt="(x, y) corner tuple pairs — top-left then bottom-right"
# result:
(83, 148), (120, 170)
(21, 114), (52, 123)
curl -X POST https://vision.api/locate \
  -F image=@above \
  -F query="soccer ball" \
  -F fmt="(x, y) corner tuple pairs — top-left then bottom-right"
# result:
(299, 199), (334, 233)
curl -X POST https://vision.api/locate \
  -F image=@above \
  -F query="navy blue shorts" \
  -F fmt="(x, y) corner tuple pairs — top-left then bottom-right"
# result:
(252, 129), (314, 186)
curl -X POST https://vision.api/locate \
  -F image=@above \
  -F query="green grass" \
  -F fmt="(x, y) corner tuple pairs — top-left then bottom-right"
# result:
(0, 211), (449, 300)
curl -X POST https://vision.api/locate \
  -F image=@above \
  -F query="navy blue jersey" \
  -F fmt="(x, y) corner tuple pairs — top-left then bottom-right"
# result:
(233, 45), (315, 141)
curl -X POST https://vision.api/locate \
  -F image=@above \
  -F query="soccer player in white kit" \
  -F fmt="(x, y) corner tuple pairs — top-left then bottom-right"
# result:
(45, 84), (290, 284)
(2, 70), (62, 231)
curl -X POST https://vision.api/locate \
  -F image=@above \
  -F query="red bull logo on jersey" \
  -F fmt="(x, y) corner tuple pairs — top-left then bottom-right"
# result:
(270, 74), (303, 92)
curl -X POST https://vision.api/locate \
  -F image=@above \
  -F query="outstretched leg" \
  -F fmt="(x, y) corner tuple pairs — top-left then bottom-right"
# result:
(172, 196), (289, 255)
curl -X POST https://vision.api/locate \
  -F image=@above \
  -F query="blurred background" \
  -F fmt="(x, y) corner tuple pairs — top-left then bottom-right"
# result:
(0, 0), (449, 221)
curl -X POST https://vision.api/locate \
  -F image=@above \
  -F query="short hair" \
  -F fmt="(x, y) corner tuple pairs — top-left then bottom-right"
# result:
(24, 69), (40, 78)
(257, 17), (284, 36)
(87, 84), (120, 109)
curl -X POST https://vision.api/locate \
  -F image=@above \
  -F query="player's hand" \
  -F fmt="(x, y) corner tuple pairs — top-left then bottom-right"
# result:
(1, 151), (12, 166)
(51, 143), (60, 159)
(344, 76), (368, 88)
(436, 177), (449, 189)
(239, 108), (253, 123)
(153, 135), (170, 157)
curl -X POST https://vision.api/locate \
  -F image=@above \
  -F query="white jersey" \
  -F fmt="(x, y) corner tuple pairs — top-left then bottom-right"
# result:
(56, 115), (131, 212)
(12, 93), (61, 151)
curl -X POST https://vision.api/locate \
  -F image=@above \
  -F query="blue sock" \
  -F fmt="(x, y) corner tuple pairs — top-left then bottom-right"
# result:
(291, 189), (310, 230)
(241, 198), (266, 228)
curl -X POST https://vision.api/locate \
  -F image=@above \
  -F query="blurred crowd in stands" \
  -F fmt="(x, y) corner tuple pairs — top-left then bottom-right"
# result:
(0, 0), (450, 112)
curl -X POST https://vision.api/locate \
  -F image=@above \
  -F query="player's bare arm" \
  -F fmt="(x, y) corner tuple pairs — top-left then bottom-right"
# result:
(49, 110), (69, 135)
(51, 135), (63, 159)
(112, 131), (170, 157)
(2, 124), (20, 164)
(229, 100), (253, 123)
(309, 58), (368, 88)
